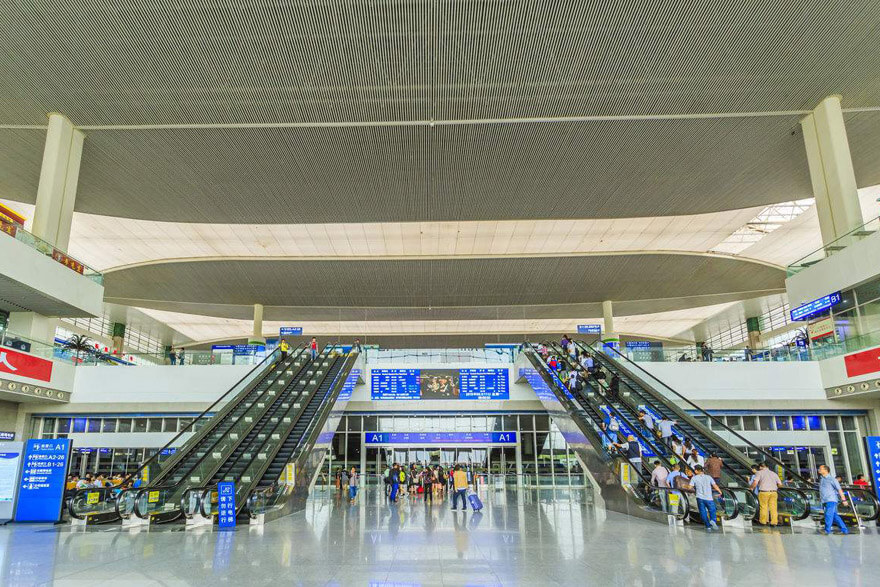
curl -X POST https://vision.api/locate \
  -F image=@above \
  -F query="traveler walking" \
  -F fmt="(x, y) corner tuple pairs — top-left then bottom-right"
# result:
(749, 462), (783, 526)
(615, 435), (642, 473)
(818, 465), (849, 535)
(451, 465), (469, 510)
(348, 466), (359, 504)
(650, 461), (670, 488)
(309, 337), (318, 360)
(705, 453), (723, 484)
(687, 465), (722, 531)
(169, 348), (177, 365)
(421, 467), (434, 503)
(658, 417), (677, 447)
(666, 462), (685, 489)
(638, 409), (655, 437)
(353, 338), (363, 353)
(383, 466), (391, 497)
(178, 347), (186, 365)
(389, 464), (400, 503)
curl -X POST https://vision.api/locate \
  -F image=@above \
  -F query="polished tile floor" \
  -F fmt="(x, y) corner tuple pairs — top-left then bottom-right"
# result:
(1, 485), (878, 586)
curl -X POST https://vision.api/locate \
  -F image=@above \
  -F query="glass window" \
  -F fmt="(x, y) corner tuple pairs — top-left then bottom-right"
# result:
(346, 416), (361, 431)
(163, 418), (178, 433)
(758, 416), (774, 431)
(827, 432), (847, 478)
(147, 419), (162, 433)
(807, 415), (823, 430)
(694, 415), (709, 428)
(454, 417), (469, 432)
(56, 418), (71, 434)
(534, 415), (550, 431)
(178, 418), (193, 431)
(102, 419), (117, 433)
(844, 432), (865, 481)
(742, 416), (758, 431)
(363, 415), (377, 431)
(791, 416), (806, 431)
(87, 419), (101, 433)
(72, 418), (87, 433)
(118, 418), (132, 433)
(132, 419), (147, 433)
(725, 416), (742, 431)
(516, 415), (531, 430)
(775, 416), (790, 431)
(825, 416), (839, 430)
(42, 418), (56, 435)
(841, 416), (856, 430)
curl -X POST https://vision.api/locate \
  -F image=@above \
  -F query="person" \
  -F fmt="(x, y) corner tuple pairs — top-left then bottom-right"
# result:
(686, 448), (704, 469)
(666, 462), (685, 489)
(700, 342), (713, 362)
(547, 355), (559, 371)
(615, 435), (642, 472)
(398, 467), (408, 497)
(607, 414), (620, 435)
(687, 465), (721, 531)
(818, 465), (849, 535)
(567, 369), (580, 391)
(670, 436), (683, 459)
(339, 468), (349, 494)
(451, 465), (469, 510)
(178, 347), (186, 365)
(383, 465), (392, 496)
(169, 348), (177, 365)
(744, 346), (753, 362)
(76, 474), (93, 489)
(749, 462), (783, 526)
(658, 417), (677, 446)
(279, 338), (289, 360)
(348, 466), (359, 504)
(560, 335), (570, 353)
(853, 474), (869, 488)
(748, 464), (760, 498)
(353, 338), (363, 353)
(389, 464), (400, 503)
(607, 374), (620, 400)
(638, 409), (655, 437)
(309, 337), (318, 360)
(682, 438), (695, 456)
(421, 467), (434, 503)
(598, 421), (615, 454)
(704, 453), (723, 485)
(650, 461), (670, 488)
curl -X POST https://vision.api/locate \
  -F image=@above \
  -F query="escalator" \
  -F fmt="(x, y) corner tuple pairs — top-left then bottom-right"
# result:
(69, 347), (305, 524)
(542, 342), (742, 525)
(520, 348), (693, 524)
(577, 340), (880, 527)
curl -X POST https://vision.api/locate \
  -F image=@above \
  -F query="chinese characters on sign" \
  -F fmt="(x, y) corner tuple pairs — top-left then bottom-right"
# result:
(217, 481), (236, 528)
(864, 436), (880, 502)
(790, 291), (842, 321)
(51, 250), (85, 274)
(14, 439), (71, 522)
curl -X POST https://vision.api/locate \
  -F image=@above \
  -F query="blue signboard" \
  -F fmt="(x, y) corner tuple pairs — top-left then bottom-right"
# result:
(864, 436), (880, 502)
(14, 439), (71, 522)
(365, 432), (517, 445)
(233, 344), (264, 356)
(371, 369), (421, 399)
(279, 327), (302, 336)
(211, 345), (234, 351)
(577, 324), (602, 334)
(217, 481), (236, 528)
(790, 291), (842, 321)
(458, 368), (509, 400)
(338, 369), (361, 402)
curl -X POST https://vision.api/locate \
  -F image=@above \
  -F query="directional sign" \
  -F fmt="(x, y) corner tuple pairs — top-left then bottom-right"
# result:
(864, 436), (880, 503)
(577, 324), (602, 334)
(14, 439), (71, 522)
(217, 481), (236, 528)
(790, 291), (842, 321)
(279, 327), (302, 336)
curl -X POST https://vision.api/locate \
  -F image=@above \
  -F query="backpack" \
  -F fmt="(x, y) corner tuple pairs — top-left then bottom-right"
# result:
(399, 470), (406, 483)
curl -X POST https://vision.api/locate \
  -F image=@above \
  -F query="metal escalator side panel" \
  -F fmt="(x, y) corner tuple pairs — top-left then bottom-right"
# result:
(518, 350), (670, 524)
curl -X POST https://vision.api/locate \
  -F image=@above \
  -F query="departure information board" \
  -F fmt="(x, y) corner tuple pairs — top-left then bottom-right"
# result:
(371, 368), (509, 400)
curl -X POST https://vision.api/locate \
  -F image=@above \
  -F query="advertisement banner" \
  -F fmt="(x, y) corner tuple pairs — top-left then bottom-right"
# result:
(844, 346), (880, 378)
(51, 249), (85, 274)
(0, 347), (53, 382)
(807, 316), (835, 340)
(14, 439), (71, 522)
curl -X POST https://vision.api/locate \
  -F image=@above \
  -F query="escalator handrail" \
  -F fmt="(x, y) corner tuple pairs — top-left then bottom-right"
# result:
(67, 486), (117, 521)
(844, 488), (880, 522)
(118, 347), (290, 489)
(580, 341), (815, 486)
(647, 485), (693, 521)
(238, 352), (354, 514)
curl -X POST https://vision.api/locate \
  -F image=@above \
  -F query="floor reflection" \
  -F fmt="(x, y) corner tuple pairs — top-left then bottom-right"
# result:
(0, 485), (878, 585)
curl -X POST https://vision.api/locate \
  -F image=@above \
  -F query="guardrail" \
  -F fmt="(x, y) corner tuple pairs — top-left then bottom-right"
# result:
(788, 214), (880, 276)
(0, 220), (103, 284)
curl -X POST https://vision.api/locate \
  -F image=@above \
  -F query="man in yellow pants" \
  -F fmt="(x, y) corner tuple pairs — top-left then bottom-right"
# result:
(749, 462), (783, 525)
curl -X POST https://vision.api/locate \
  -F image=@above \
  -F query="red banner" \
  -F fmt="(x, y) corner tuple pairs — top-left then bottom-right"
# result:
(844, 346), (880, 378)
(0, 220), (17, 238)
(0, 202), (25, 226)
(51, 249), (85, 274)
(0, 346), (54, 382)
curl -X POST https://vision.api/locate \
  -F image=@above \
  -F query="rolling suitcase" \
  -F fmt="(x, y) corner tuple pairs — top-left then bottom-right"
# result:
(467, 489), (483, 511)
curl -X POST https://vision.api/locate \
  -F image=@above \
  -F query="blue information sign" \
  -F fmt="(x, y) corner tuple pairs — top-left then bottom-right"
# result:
(371, 369), (421, 399)
(577, 324), (602, 334)
(864, 436), (880, 502)
(217, 481), (236, 528)
(365, 432), (517, 444)
(790, 291), (842, 321)
(458, 368), (509, 399)
(15, 439), (71, 522)
(279, 327), (302, 336)
(233, 344), (264, 356)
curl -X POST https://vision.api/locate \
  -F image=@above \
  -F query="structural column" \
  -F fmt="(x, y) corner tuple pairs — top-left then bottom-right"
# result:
(250, 303), (265, 345)
(800, 95), (864, 245)
(600, 300), (620, 352)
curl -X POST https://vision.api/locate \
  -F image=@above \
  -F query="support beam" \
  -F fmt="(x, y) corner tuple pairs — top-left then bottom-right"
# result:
(250, 303), (265, 345)
(601, 300), (620, 352)
(32, 113), (84, 250)
(800, 96), (863, 245)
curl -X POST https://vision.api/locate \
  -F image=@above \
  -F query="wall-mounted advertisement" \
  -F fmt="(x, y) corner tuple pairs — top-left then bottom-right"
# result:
(371, 368), (509, 400)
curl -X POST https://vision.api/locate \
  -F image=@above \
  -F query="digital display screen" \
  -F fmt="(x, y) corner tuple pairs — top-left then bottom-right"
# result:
(365, 432), (517, 444)
(790, 291), (842, 321)
(577, 324), (602, 334)
(371, 368), (509, 400)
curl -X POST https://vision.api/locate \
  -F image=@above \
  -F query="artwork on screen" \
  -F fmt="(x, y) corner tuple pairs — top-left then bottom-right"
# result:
(371, 368), (509, 400)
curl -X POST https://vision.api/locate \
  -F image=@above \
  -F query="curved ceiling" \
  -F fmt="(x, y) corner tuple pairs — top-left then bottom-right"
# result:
(3, 2), (880, 125)
(103, 254), (784, 313)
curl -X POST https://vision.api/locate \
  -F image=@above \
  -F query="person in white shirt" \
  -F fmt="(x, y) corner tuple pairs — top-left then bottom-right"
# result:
(639, 410), (656, 436)
(657, 417), (677, 445)
(686, 448), (705, 468)
(671, 437), (684, 459)
(608, 415), (620, 434)
(650, 461), (670, 488)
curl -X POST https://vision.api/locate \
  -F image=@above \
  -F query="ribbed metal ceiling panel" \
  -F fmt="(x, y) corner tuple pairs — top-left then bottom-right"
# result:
(2, 1), (880, 125)
(103, 254), (784, 309)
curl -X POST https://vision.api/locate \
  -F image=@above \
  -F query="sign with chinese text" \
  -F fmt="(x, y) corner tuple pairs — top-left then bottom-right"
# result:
(365, 432), (517, 445)
(51, 249), (85, 274)
(0, 202), (25, 225)
(279, 327), (302, 336)
(863, 436), (880, 502)
(844, 346), (880, 378)
(0, 441), (24, 521)
(0, 347), (53, 382)
(790, 291), (842, 321)
(577, 324), (602, 334)
(807, 316), (835, 340)
(14, 439), (71, 522)
(217, 481), (236, 528)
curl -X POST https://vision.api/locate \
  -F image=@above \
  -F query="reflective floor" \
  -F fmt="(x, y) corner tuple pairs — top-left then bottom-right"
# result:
(1, 485), (879, 586)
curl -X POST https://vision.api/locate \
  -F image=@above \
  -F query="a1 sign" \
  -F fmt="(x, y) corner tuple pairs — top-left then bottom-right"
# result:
(217, 481), (236, 528)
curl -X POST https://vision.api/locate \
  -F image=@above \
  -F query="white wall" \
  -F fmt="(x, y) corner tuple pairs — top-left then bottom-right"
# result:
(817, 346), (880, 390)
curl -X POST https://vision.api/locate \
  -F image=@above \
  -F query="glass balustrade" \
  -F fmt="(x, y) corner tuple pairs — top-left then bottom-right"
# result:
(0, 220), (103, 284)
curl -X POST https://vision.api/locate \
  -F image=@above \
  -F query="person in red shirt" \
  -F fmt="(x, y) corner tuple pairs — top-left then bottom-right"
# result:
(852, 474), (870, 488)
(309, 337), (318, 359)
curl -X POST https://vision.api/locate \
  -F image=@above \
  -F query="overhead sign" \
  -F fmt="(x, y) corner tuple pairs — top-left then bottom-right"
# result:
(217, 481), (236, 528)
(14, 439), (71, 522)
(0, 347), (53, 383)
(864, 436), (880, 503)
(790, 291), (842, 321)
(233, 344), (264, 356)
(364, 432), (517, 445)
(279, 327), (303, 336)
(577, 324), (602, 334)
(844, 346), (880, 378)
(807, 316), (835, 340)
(211, 345), (234, 351)
(0, 441), (24, 521)
(370, 368), (510, 400)
(0, 431), (14, 440)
